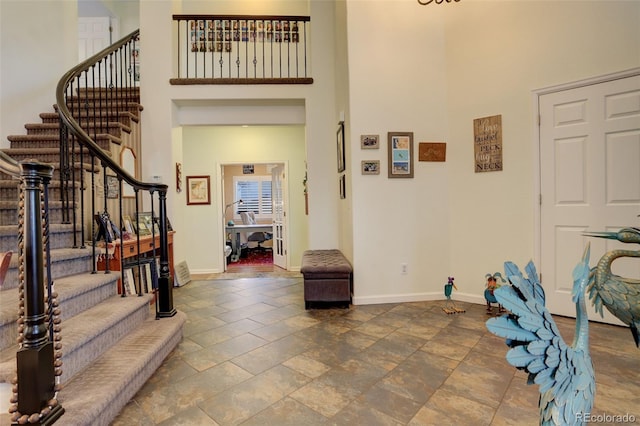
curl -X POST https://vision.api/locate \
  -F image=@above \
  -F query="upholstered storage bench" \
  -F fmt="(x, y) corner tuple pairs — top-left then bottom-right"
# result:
(301, 249), (353, 309)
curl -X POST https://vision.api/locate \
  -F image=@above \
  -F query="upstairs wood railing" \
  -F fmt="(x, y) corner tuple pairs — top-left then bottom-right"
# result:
(171, 15), (313, 84)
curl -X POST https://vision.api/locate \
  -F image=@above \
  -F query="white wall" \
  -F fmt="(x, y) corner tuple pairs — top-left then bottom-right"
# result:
(0, 1), (78, 146)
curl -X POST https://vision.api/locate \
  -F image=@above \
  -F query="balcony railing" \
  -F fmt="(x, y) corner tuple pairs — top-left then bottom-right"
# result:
(171, 15), (313, 85)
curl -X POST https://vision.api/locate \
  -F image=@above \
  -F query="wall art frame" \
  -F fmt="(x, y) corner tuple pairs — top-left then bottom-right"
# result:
(106, 175), (119, 199)
(186, 175), (211, 205)
(418, 142), (447, 162)
(337, 121), (345, 172)
(387, 132), (414, 178)
(361, 160), (380, 175)
(339, 174), (346, 199)
(360, 134), (379, 149)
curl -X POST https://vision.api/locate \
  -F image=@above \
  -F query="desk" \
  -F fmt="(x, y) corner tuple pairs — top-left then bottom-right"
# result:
(226, 224), (272, 262)
(96, 231), (175, 292)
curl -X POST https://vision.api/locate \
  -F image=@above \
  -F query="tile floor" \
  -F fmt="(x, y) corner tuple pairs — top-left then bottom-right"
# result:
(112, 274), (640, 425)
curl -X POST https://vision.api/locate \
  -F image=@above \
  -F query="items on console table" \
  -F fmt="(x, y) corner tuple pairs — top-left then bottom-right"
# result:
(96, 231), (175, 293)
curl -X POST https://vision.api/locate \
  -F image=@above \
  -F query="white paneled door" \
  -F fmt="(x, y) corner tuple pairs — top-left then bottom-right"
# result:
(271, 165), (288, 270)
(539, 73), (640, 324)
(78, 17), (111, 62)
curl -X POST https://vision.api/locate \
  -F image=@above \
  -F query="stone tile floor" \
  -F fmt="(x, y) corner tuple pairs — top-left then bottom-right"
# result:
(112, 275), (640, 425)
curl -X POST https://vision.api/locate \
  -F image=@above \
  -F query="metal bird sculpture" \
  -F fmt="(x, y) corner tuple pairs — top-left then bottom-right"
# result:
(583, 227), (640, 348)
(486, 244), (595, 425)
(484, 272), (507, 315)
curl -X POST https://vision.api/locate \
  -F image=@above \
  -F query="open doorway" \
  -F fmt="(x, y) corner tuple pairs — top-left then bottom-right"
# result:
(222, 162), (288, 273)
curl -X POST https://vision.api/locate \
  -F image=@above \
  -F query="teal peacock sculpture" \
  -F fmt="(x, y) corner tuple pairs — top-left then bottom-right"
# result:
(583, 227), (640, 348)
(486, 245), (595, 425)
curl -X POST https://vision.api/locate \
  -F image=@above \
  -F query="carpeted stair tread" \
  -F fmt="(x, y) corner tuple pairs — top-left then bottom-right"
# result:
(0, 247), (94, 290)
(57, 311), (185, 426)
(25, 121), (132, 135)
(0, 261), (116, 332)
(8, 133), (121, 143)
(0, 293), (153, 384)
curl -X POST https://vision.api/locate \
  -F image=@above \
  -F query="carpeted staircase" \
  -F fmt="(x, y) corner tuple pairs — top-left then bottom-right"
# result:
(0, 90), (185, 425)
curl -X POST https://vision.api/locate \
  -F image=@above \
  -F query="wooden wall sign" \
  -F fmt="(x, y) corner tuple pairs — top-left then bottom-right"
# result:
(418, 142), (446, 162)
(473, 114), (502, 172)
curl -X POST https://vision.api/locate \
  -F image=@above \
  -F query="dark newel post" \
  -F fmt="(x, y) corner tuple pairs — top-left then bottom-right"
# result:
(16, 161), (64, 424)
(156, 189), (176, 318)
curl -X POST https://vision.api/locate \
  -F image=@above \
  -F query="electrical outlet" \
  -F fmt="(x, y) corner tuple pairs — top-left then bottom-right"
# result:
(401, 263), (408, 275)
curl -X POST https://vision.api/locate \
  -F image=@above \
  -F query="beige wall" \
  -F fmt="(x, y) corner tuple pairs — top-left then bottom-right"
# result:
(0, 1), (78, 144)
(346, 0), (640, 304)
(178, 125), (308, 273)
(140, 0), (339, 274)
(2, 0), (639, 305)
(445, 1), (640, 303)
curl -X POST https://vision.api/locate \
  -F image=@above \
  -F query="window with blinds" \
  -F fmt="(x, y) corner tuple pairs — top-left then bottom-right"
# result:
(233, 176), (273, 218)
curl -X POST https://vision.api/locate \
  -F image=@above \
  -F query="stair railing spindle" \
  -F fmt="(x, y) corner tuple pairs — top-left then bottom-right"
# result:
(90, 152), (98, 274)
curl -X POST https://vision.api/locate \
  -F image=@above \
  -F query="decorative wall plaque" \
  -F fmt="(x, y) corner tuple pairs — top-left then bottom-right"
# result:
(418, 142), (446, 162)
(473, 114), (502, 172)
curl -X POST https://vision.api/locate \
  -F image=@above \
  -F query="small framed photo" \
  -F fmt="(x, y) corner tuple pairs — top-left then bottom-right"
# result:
(186, 175), (211, 205)
(387, 132), (414, 178)
(122, 214), (135, 235)
(106, 175), (119, 199)
(339, 174), (346, 199)
(361, 160), (380, 175)
(337, 121), (345, 173)
(135, 212), (154, 236)
(360, 134), (379, 149)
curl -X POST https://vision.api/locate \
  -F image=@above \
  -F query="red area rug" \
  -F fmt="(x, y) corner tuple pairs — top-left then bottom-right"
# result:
(230, 249), (273, 266)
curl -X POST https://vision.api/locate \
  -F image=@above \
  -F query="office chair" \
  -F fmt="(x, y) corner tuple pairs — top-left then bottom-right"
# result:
(239, 211), (269, 251)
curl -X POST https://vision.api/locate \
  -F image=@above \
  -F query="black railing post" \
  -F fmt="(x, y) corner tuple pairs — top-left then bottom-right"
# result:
(156, 190), (176, 318)
(13, 161), (64, 425)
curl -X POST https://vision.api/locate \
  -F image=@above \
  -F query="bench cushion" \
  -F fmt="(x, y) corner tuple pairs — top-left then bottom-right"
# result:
(300, 249), (352, 278)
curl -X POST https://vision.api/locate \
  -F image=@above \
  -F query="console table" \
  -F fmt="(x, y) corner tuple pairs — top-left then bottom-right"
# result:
(96, 231), (175, 292)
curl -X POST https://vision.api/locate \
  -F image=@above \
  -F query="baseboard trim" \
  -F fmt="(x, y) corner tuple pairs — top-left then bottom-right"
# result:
(352, 291), (485, 306)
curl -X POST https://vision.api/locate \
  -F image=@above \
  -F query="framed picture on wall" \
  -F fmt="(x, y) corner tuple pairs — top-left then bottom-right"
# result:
(360, 134), (379, 149)
(387, 132), (414, 178)
(361, 160), (380, 175)
(337, 121), (345, 172)
(106, 175), (119, 199)
(339, 174), (346, 199)
(186, 175), (211, 205)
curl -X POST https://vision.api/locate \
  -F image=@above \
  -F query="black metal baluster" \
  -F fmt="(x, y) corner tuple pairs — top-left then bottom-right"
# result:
(134, 189), (141, 296)
(90, 152), (99, 274)
(304, 21), (308, 78)
(294, 20), (299, 78)
(118, 176), (126, 297)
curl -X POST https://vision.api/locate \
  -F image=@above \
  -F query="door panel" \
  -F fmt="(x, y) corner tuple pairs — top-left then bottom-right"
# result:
(540, 74), (640, 323)
(271, 165), (287, 270)
(78, 17), (111, 61)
